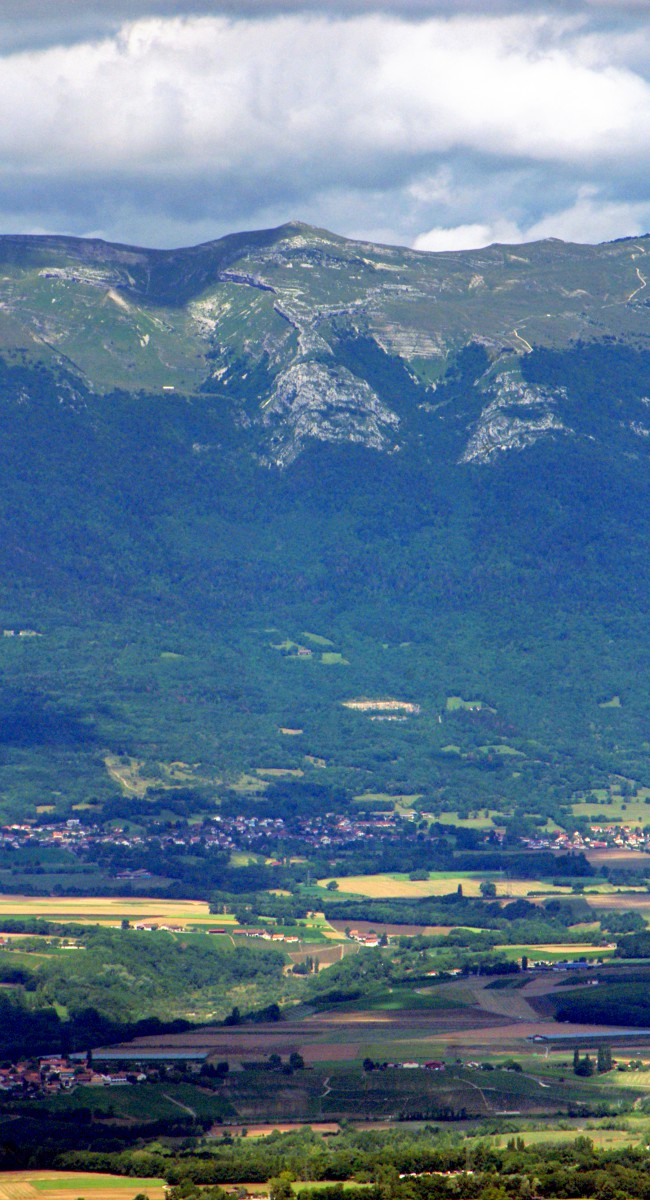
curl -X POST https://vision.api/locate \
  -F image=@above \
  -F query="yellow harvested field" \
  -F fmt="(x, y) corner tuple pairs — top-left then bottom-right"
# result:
(497, 942), (614, 955)
(586, 892), (650, 910)
(0, 896), (233, 928)
(342, 698), (420, 713)
(322, 874), (481, 897)
(323, 874), (570, 899)
(219, 1122), (341, 1138)
(254, 767), (304, 778)
(0, 1173), (165, 1200)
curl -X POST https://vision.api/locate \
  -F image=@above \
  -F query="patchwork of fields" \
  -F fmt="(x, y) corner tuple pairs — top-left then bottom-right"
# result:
(0, 1176), (165, 1200)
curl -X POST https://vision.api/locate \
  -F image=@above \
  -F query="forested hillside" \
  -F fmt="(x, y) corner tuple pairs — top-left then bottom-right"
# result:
(1, 226), (650, 823)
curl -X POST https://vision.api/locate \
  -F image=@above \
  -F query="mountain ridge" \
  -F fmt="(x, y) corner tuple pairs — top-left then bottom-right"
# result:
(2, 221), (649, 467)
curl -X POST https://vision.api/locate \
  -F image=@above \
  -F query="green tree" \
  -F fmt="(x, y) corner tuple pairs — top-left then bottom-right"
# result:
(575, 1053), (594, 1077)
(269, 1175), (294, 1200)
(597, 1045), (612, 1073)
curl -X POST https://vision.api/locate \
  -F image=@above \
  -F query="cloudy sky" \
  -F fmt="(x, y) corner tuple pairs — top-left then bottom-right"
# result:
(3, 0), (650, 250)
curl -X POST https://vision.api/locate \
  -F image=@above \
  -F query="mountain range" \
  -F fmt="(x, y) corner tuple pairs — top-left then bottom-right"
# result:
(2, 221), (650, 828)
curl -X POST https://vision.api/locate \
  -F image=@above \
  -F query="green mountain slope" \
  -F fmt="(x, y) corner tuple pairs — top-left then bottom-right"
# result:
(1, 223), (650, 823)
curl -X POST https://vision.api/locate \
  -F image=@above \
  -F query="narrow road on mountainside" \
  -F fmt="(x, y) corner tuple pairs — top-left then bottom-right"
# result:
(627, 267), (647, 302)
(512, 328), (533, 352)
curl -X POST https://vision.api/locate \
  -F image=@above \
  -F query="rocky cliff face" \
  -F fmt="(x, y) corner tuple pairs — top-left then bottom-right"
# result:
(260, 360), (400, 467)
(460, 371), (569, 465)
(0, 221), (650, 468)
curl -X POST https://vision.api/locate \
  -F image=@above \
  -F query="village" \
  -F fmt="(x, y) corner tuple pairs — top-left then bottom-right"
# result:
(0, 1056), (150, 1096)
(521, 824), (650, 853)
(2, 809), (650, 864)
(0, 809), (403, 859)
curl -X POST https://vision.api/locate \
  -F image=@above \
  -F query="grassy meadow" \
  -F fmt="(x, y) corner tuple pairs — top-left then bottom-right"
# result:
(573, 795), (650, 825)
(463, 1125), (645, 1150)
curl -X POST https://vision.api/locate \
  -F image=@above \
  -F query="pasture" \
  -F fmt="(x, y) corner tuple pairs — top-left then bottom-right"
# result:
(573, 795), (650, 825)
(465, 1126), (643, 1150)
(353, 793), (422, 805)
(429, 810), (502, 830)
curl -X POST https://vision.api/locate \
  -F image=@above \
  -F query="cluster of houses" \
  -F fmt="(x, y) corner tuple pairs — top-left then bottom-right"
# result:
(0, 807), (404, 860)
(390, 1060), (445, 1071)
(0, 1056), (145, 1095)
(582, 823), (650, 851)
(235, 928), (300, 943)
(522, 824), (650, 853)
(6, 795), (650, 873)
(346, 929), (384, 947)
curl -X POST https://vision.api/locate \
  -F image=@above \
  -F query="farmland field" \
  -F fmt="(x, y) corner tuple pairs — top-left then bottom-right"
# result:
(584, 849), (650, 872)
(47, 1080), (234, 1122)
(495, 942), (615, 958)
(0, 1174), (165, 1200)
(585, 891), (650, 912)
(328, 920), (455, 937)
(321, 873), (571, 899)
(0, 896), (225, 927)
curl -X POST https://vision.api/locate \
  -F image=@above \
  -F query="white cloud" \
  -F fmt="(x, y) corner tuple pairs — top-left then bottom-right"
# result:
(413, 221), (523, 252)
(413, 189), (650, 253)
(1, 14), (650, 175)
(525, 189), (650, 242)
(0, 10), (648, 245)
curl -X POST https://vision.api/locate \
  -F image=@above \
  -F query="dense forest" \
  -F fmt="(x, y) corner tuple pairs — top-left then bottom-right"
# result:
(4, 334), (650, 821)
